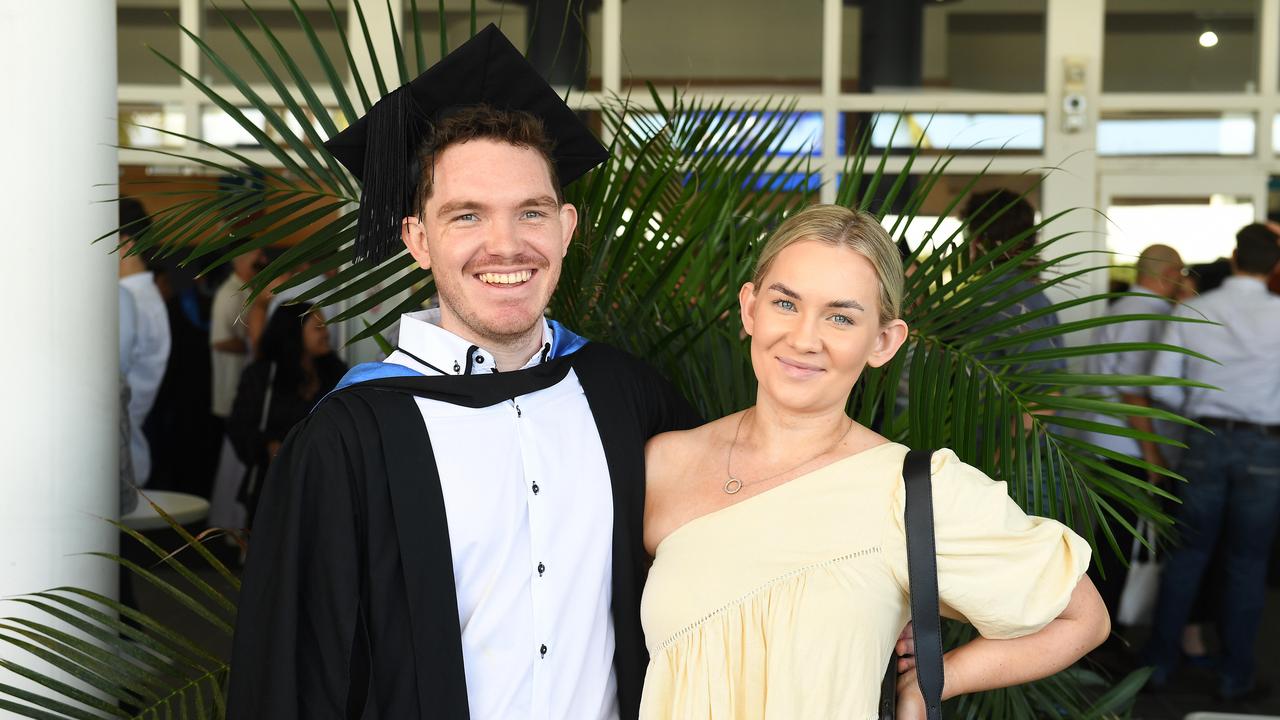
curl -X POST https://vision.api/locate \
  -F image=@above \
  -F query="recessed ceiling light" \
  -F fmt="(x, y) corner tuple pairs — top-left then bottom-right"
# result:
(1199, 30), (1219, 48)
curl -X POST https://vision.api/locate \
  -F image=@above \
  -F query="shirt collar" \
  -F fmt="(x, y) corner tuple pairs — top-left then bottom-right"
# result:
(119, 271), (155, 291)
(1222, 275), (1269, 293)
(395, 308), (553, 376)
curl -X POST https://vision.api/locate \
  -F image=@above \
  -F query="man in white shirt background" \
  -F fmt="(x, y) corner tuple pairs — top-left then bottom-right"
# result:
(1142, 224), (1280, 701)
(207, 245), (265, 529)
(1079, 244), (1186, 666)
(117, 197), (171, 488)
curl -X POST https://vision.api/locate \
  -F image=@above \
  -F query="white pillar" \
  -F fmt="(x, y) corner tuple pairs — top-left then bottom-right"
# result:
(0, 0), (119, 712)
(1041, 0), (1105, 338)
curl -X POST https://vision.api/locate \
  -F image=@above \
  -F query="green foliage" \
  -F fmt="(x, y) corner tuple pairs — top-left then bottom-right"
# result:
(7, 2), (1209, 717)
(0, 499), (238, 719)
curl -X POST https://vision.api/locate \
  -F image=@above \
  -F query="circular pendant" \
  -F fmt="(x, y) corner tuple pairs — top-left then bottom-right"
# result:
(723, 477), (743, 495)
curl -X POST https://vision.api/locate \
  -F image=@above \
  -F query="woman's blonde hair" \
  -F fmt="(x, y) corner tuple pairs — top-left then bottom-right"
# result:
(751, 205), (904, 325)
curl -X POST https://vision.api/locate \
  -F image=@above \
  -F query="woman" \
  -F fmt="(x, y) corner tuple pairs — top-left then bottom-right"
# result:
(228, 302), (347, 523)
(641, 205), (1109, 718)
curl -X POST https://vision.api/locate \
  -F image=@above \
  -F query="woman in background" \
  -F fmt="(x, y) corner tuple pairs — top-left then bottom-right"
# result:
(640, 205), (1109, 718)
(228, 303), (347, 523)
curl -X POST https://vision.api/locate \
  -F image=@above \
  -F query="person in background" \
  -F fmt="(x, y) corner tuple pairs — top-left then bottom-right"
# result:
(1079, 245), (1185, 645)
(227, 303), (347, 523)
(1143, 223), (1280, 701)
(117, 197), (171, 488)
(207, 245), (266, 528)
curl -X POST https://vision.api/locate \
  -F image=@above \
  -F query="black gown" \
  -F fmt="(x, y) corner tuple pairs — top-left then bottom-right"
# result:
(226, 342), (701, 719)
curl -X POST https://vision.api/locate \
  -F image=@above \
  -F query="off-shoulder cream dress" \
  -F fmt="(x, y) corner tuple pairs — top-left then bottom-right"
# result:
(639, 443), (1091, 719)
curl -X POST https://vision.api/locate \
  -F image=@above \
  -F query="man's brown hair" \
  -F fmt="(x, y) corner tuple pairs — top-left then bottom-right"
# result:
(414, 104), (562, 215)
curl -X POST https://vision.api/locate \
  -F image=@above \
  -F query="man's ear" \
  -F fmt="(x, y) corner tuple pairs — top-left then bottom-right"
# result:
(738, 282), (757, 336)
(867, 319), (909, 369)
(559, 202), (579, 257)
(402, 216), (430, 270)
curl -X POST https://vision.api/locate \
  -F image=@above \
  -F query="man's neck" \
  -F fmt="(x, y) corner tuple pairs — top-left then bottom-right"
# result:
(438, 313), (545, 372)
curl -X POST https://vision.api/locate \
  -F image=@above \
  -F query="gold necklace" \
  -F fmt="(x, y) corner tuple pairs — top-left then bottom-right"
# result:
(723, 409), (855, 495)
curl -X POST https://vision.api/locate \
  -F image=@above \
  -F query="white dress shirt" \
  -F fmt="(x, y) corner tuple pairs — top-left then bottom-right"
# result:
(1151, 276), (1280, 424)
(119, 272), (171, 485)
(1080, 287), (1184, 460)
(385, 309), (619, 720)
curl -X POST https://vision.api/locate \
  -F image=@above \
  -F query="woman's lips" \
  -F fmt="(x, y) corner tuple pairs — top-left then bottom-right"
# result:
(776, 356), (824, 378)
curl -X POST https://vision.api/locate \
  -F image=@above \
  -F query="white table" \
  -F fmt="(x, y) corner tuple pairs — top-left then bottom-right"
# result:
(120, 490), (211, 531)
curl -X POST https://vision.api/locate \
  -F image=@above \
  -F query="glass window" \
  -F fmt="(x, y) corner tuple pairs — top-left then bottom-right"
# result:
(863, 112), (1044, 153)
(837, 173), (1043, 248)
(621, 0), (822, 92)
(119, 104), (186, 149)
(622, 111), (829, 157)
(1105, 195), (1255, 265)
(201, 3), (349, 87)
(1098, 113), (1255, 155)
(119, 4), (181, 84)
(842, 1), (1046, 93)
(1103, 0), (1259, 92)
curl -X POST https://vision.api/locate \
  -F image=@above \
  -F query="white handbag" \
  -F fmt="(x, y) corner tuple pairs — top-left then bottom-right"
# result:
(1116, 519), (1162, 626)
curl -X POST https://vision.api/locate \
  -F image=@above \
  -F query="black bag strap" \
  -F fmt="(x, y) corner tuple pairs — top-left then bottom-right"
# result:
(880, 449), (945, 719)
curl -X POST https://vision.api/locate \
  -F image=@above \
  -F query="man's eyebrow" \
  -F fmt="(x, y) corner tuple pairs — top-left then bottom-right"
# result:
(520, 195), (560, 208)
(768, 282), (865, 311)
(435, 199), (485, 217)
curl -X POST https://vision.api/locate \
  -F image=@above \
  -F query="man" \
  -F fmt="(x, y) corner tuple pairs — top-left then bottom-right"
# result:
(1079, 244), (1185, 623)
(227, 26), (700, 719)
(117, 197), (171, 487)
(1142, 224), (1280, 700)
(207, 244), (264, 527)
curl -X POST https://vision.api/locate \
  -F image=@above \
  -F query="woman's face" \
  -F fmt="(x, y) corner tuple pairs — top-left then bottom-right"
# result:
(301, 311), (331, 357)
(739, 240), (908, 414)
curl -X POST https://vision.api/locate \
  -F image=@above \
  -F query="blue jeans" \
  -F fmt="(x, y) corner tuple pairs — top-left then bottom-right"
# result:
(1143, 425), (1280, 694)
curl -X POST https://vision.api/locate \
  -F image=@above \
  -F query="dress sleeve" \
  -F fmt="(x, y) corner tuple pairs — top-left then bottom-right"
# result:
(889, 449), (1091, 640)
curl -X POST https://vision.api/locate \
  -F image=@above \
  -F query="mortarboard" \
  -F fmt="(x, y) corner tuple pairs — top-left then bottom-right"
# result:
(324, 24), (609, 265)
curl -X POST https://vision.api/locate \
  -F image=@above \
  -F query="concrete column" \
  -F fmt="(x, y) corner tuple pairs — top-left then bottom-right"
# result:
(1041, 0), (1105, 337)
(0, 0), (120, 712)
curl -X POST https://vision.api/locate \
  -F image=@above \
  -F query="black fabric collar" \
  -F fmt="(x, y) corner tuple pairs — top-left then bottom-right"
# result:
(340, 349), (581, 409)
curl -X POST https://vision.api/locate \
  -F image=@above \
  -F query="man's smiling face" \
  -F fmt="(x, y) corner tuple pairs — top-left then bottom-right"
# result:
(404, 137), (577, 347)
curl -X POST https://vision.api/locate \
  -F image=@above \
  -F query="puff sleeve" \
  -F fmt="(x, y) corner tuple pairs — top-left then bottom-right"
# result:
(888, 449), (1092, 640)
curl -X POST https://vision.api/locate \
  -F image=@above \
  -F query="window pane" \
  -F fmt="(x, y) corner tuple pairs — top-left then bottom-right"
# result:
(1104, 0), (1259, 92)
(1098, 113), (1255, 155)
(622, 0), (822, 92)
(202, 107), (265, 148)
(119, 104), (186, 149)
(842, 1), (1046, 93)
(621, 111), (828, 156)
(119, 4), (181, 84)
(864, 113), (1044, 152)
(1105, 196), (1254, 265)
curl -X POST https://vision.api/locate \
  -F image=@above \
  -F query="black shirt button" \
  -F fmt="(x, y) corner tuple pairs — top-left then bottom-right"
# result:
(531, 483), (540, 494)
(537, 562), (546, 576)
(540, 644), (548, 657)
(475, 355), (484, 364)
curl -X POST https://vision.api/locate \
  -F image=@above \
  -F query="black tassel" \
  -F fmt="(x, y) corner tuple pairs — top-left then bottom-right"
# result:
(354, 87), (419, 265)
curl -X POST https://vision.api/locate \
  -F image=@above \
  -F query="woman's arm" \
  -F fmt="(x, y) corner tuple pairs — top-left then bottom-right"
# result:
(897, 575), (1109, 716)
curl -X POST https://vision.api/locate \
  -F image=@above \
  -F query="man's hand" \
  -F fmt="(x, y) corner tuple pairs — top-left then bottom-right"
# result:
(896, 621), (917, 673)
(896, 669), (927, 720)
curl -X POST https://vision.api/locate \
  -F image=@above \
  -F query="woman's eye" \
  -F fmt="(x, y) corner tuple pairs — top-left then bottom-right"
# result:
(772, 299), (796, 312)
(829, 314), (854, 326)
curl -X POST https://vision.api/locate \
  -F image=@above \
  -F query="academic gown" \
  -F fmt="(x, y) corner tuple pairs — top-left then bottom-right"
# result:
(226, 341), (701, 719)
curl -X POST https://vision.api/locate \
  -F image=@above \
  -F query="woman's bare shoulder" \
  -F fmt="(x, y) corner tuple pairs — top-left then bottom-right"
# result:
(646, 412), (740, 473)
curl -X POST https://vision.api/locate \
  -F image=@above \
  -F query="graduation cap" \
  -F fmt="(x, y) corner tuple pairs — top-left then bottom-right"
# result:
(324, 23), (609, 265)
